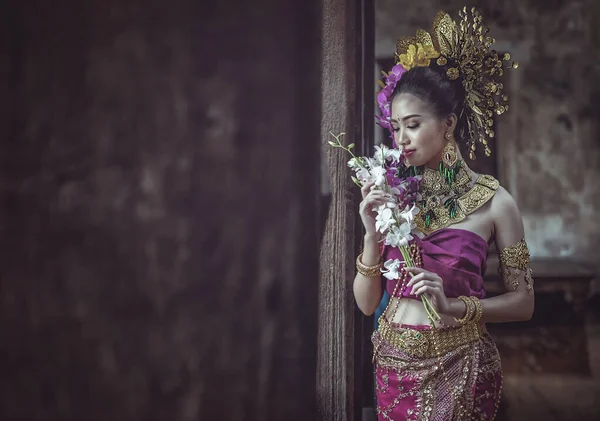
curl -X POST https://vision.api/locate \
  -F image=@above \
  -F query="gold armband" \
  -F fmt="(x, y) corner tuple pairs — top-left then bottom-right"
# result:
(499, 239), (534, 294)
(356, 253), (382, 277)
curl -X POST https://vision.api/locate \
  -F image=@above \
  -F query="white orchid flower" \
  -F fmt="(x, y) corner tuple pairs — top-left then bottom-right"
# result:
(381, 258), (402, 280)
(373, 144), (390, 164)
(364, 157), (379, 168)
(399, 203), (420, 227)
(388, 148), (402, 162)
(396, 221), (413, 243)
(384, 225), (406, 248)
(356, 168), (372, 184)
(375, 207), (395, 233)
(371, 166), (387, 188)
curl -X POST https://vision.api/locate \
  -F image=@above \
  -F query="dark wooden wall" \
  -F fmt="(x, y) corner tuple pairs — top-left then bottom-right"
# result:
(1, 1), (322, 420)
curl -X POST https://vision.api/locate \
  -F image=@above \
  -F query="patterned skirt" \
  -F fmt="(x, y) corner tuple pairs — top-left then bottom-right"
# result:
(372, 320), (502, 421)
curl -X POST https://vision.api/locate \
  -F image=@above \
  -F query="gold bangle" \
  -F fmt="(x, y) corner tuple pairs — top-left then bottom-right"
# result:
(453, 295), (474, 325)
(469, 296), (483, 323)
(356, 253), (382, 277)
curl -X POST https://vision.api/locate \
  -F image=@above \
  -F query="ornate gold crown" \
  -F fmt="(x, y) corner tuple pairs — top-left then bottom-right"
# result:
(394, 7), (518, 159)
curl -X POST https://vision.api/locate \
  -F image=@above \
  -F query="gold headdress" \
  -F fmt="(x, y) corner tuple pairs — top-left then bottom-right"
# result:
(394, 7), (518, 159)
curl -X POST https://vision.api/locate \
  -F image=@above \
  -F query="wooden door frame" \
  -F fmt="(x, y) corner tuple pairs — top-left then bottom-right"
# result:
(317, 0), (375, 420)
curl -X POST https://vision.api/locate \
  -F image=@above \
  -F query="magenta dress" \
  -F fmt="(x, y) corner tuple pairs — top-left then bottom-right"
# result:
(373, 228), (503, 421)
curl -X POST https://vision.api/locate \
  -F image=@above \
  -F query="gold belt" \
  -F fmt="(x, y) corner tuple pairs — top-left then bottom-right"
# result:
(377, 319), (487, 358)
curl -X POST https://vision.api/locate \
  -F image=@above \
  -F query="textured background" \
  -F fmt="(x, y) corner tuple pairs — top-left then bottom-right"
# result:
(1, 0), (321, 420)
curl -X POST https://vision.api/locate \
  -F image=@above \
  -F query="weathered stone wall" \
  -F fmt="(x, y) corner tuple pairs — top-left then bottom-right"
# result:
(376, 0), (600, 292)
(1, 0), (322, 420)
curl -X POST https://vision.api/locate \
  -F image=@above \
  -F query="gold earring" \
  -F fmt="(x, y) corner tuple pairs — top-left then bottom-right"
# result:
(442, 135), (458, 168)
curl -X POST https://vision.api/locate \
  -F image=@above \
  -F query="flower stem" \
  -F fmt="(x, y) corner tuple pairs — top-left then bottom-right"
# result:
(399, 246), (441, 322)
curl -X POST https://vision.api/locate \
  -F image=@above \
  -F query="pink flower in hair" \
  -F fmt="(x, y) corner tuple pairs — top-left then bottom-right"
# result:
(376, 64), (407, 135)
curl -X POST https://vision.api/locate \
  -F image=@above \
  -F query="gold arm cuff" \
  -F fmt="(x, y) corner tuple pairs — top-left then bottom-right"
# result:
(499, 239), (535, 295)
(499, 238), (530, 269)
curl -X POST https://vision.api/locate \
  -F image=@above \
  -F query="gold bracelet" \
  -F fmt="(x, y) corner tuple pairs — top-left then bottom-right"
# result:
(356, 253), (382, 278)
(453, 295), (474, 325)
(469, 296), (483, 323)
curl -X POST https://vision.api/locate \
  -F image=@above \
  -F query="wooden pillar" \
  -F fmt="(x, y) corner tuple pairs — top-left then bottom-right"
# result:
(0, 1), (322, 420)
(318, 0), (375, 420)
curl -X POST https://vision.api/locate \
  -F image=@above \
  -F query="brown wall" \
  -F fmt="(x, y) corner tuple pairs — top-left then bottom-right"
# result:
(1, 0), (322, 420)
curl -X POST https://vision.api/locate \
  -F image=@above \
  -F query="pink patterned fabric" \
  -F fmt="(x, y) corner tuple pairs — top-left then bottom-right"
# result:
(375, 229), (502, 420)
(373, 325), (502, 421)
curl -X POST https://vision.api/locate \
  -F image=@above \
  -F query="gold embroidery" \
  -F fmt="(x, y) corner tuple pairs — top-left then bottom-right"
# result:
(373, 328), (501, 420)
(457, 179), (497, 214)
(474, 174), (500, 190)
(499, 239), (534, 294)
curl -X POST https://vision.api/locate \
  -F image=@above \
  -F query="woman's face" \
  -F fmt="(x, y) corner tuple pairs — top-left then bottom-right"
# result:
(390, 93), (455, 168)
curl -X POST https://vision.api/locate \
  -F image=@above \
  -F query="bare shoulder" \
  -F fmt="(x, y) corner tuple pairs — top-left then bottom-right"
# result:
(488, 184), (525, 247)
(490, 185), (519, 215)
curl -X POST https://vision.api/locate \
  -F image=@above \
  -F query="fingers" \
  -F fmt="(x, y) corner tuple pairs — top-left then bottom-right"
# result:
(404, 267), (426, 275)
(406, 271), (439, 287)
(406, 268), (443, 284)
(360, 190), (393, 210)
(412, 285), (438, 298)
(406, 272), (426, 287)
(360, 182), (376, 199)
(411, 280), (442, 296)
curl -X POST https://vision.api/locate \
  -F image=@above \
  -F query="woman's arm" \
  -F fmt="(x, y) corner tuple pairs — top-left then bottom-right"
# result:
(352, 181), (393, 316)
(353, 233), (384, 316)
(446, 187), (535, 322)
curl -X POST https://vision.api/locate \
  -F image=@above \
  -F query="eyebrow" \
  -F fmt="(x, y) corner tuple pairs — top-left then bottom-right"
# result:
(390, 114), (422, 123)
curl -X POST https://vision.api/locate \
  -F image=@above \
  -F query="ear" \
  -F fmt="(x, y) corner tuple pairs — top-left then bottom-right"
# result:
(444, 114), (458, 133)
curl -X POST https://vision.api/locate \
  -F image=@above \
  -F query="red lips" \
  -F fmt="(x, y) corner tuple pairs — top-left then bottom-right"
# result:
(403, 149), (416, 157)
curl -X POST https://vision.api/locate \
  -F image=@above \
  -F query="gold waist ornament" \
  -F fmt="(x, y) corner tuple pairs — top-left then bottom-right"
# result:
(378, 318), (487, 358)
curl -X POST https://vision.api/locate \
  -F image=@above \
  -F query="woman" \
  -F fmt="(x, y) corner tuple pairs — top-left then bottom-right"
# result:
(354, 9), (535, 421)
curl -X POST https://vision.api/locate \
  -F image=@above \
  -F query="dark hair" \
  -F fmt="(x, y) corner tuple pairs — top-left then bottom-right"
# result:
(393, 60), (468, 142)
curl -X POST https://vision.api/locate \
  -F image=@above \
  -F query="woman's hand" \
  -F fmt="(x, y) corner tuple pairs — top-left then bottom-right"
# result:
(404, 267), (450, 315)
(359, 182), (394, 235)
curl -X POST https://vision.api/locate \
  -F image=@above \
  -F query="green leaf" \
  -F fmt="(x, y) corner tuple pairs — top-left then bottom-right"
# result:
(351, 176), (362, 187)
(328, 141), (337, 146)
(348, 143), (355, 149)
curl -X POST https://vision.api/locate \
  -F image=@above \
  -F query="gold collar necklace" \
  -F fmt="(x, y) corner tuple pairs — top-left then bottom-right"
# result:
(414, 159), (499, 234)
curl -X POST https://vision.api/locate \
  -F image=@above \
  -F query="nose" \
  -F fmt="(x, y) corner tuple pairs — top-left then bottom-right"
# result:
(397, 128), (410, 146)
